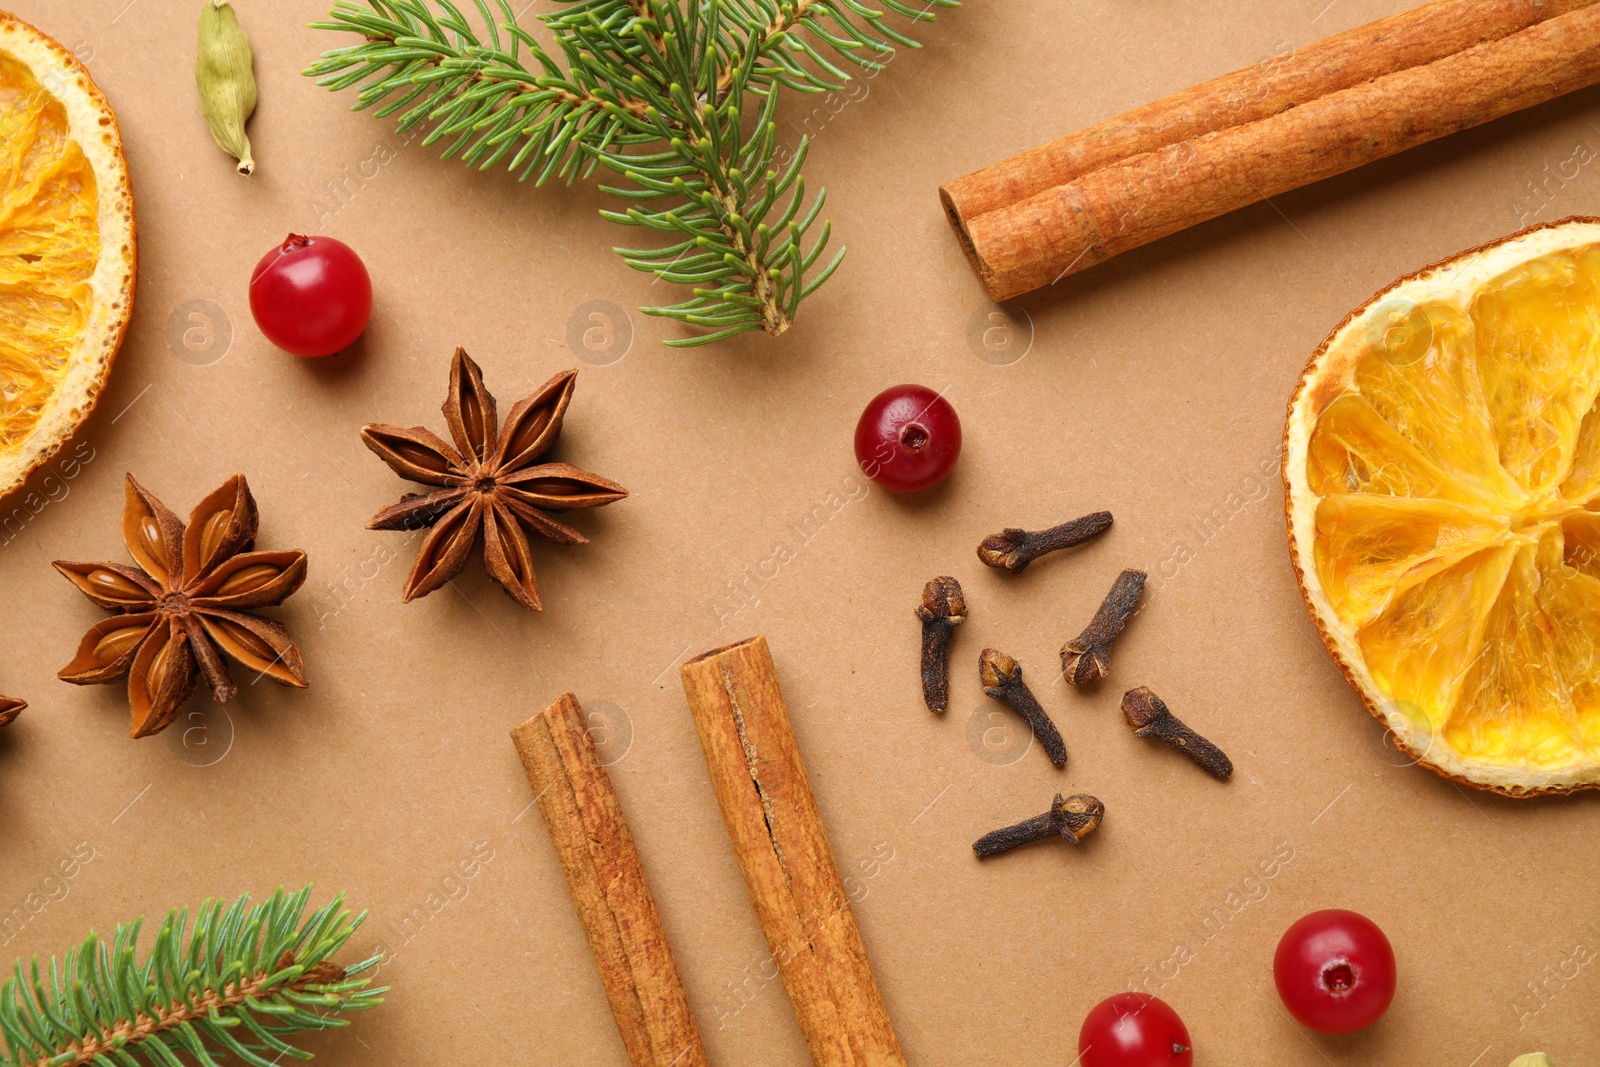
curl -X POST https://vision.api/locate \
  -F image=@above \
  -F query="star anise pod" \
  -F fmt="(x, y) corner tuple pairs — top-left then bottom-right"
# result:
(0, 695), (24, 727)
(53, 474), (308, 738)
(361, 347), (628, 610)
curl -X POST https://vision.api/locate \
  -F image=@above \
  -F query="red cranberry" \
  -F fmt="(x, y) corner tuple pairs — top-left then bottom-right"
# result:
(1274, 909), (1396, 1034)
(249, 234), (372, 358)
(1079, 992), (1193, 1067)
(853, 384), (961, 493)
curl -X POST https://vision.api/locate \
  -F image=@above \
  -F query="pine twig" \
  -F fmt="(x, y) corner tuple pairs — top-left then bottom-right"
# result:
(0, 887), (385, 1067)
(304, 0), (957, 347)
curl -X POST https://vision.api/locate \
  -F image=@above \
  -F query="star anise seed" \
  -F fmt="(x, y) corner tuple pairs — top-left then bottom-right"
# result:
(54, 474), (309, 738)
(360, 347), (628, 611)
(0, 695), (24, 727)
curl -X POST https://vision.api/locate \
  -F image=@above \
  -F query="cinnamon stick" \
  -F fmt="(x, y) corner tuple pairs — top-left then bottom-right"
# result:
(680, 636), (905, 1067)
(511, 694), (710, 1067)
(942, 0), (1600, 301)
(943, 0), (1592, 223)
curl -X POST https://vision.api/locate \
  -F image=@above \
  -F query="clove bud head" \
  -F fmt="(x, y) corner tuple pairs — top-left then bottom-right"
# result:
(918, 575), (966, 621)
(1053, 792), (1104, 842)
(978, 647), (1020, 690)
(1060, 644), (1109, 685)
(976, 529), (1028, 571)
(1121, 685), (1168, 729)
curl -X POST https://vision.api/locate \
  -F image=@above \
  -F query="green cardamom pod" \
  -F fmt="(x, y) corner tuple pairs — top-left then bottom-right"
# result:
(195, 0), (257, 175)
(1510, 1055), (1554, 1067)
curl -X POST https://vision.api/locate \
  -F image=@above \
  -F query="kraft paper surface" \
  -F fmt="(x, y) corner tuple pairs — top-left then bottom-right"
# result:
(1, 1), (1596, 1063)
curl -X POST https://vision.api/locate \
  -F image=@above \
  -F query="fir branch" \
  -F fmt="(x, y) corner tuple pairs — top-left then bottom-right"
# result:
(305, 0), (955, 346)
(725, 0), (957, 94)
(0, 887), (384, 1067)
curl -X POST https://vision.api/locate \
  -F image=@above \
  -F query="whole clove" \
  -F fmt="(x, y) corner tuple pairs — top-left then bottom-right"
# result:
(916, 576), (966, 713)
(1121, 686), (1233, 781)
(979, 648), (1068, 766)
(1060, 569), (1147, 685)
(977, 511), (1113, 573)
(974, 793), (1104, 858)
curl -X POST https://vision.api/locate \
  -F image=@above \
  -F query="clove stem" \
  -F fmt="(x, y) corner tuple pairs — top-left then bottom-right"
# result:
(977, 511), (1113, 573)
(974, 793), (1104, 858)
(1121, 686), (1233, 780)
(979, 648), (1068, 766)
(916, 576), (966, 713)
(1060, 569), (1147, 685)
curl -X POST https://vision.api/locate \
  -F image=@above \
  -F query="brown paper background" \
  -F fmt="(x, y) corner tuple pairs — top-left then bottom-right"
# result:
(3, 0), (1598, 1063)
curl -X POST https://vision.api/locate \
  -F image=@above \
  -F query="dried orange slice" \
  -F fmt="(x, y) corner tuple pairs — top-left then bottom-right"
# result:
(1286, 217), (1600, 795)
(0, 13), (134, 499)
